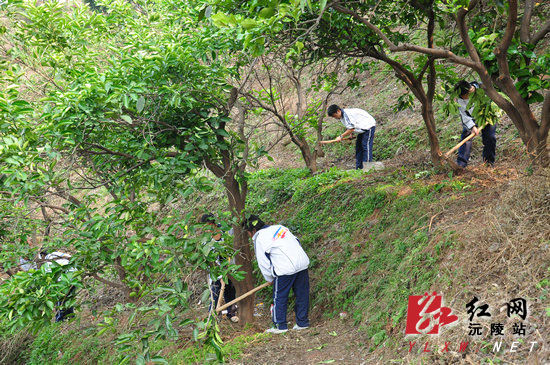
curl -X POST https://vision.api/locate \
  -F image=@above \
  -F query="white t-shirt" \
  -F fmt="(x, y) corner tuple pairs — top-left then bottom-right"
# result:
(457, 98), (476, 130)
(43, 252), (76, 273)
(19, 257), (37, 272)
(341, 108), (376, 133)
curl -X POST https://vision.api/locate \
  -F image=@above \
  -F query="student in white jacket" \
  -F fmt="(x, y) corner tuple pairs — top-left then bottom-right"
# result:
(245, 215), (310, 334)
(327, 104), (377, 169)
(41, 250), (77, 322)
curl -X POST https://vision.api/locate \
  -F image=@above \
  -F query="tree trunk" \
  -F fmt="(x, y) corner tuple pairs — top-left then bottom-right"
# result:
(223, 173), (256, 324)
(286, 133), (317, 173)
(297, 139), (317, 174)
(421, 99), (445, 168)
(423, 9), (446, 169)
(537, 91), (550, 167)
(379, 54), (444, 168)
(534, 130), (549, 167)
(229, 224), (256, 324)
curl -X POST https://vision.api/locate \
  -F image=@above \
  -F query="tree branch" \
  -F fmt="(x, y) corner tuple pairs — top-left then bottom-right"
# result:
(456, 0), (483, 67)
(53, 188), (82, 207)
(81, 143), (136, 159)
(299, 0), (334, 41)
(90, 273), (128, 290)
(40, 204), (70, 214)
(332, 2), (479, 70)
(40, 205), (51, 237)
(540, 90), (550, 139)
(497, 0), (517, 56)
(204, 157), (225, 178)
(520, 0), (534, 43)
(531, 20), (550, 46)
(331, 3), (397, 48)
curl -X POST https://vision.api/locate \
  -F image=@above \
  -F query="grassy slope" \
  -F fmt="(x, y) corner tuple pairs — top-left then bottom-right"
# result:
(246, 167), (462, 339)
(238, 165), (549, 364)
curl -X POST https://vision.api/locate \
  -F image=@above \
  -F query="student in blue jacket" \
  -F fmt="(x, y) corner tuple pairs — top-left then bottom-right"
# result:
(244, 215), (310, 334)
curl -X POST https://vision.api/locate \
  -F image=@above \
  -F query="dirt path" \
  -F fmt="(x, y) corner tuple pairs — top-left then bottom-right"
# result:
(229, 318), (370, 365)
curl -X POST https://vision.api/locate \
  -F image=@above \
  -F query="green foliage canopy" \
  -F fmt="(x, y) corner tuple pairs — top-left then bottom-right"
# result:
(0, 0), (249, 361)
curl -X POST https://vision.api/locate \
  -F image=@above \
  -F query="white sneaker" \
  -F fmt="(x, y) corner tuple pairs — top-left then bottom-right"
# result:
(292, 324), (309, 330)
(363, 162), (384, 171)
(230, 316), (239, 323)
(265, 327), (288, 334)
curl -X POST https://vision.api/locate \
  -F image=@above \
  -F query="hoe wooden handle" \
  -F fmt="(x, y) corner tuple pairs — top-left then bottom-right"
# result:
(319, 136), (355, 145)
(444, 125), (486, 158)
(216, 279), (226, 311)
(216, 281), (272, 313)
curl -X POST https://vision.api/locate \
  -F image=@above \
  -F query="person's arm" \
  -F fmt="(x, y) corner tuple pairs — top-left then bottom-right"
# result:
(335, 128), (354, 142)
(254, 237), (275, 282)
(319, 130), (355, 145)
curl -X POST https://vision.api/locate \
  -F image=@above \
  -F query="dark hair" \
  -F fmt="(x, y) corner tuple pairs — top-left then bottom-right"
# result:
(243, 214), (265, 233)
(200, 213), (216, 224)
(455, 80), (473, 97)
(327, 104), (341, 117)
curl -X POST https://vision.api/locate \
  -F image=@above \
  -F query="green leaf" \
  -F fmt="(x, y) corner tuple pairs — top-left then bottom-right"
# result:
(121, 115), (132, 123)
(241, 18), (257, 30)
(259, 7), (275, 19)
(136, 96), (145, 113)
(12, 100), (30, 107)
(215, 129), (230, 137)
(198, 6), (206, 21)
(150, 357), (168, 364)
(211, 13), (229, 27)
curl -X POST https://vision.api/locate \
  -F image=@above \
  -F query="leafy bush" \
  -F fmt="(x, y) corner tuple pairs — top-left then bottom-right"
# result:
(26, 324), (111, 365)
(246, 168), (310, 216)
(162, 332), (270, 364)
(0, 267), (81, 332)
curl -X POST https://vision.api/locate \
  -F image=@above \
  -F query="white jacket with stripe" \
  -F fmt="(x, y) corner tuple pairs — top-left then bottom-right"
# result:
(253, 225), (310, 282)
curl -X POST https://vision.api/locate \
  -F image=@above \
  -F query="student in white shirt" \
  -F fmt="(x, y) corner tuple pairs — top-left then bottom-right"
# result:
(41, 250), (77, 322)
(200, 214), (239, 322)
(327, 104), (377, 169)
(454, 80), (496, 167)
